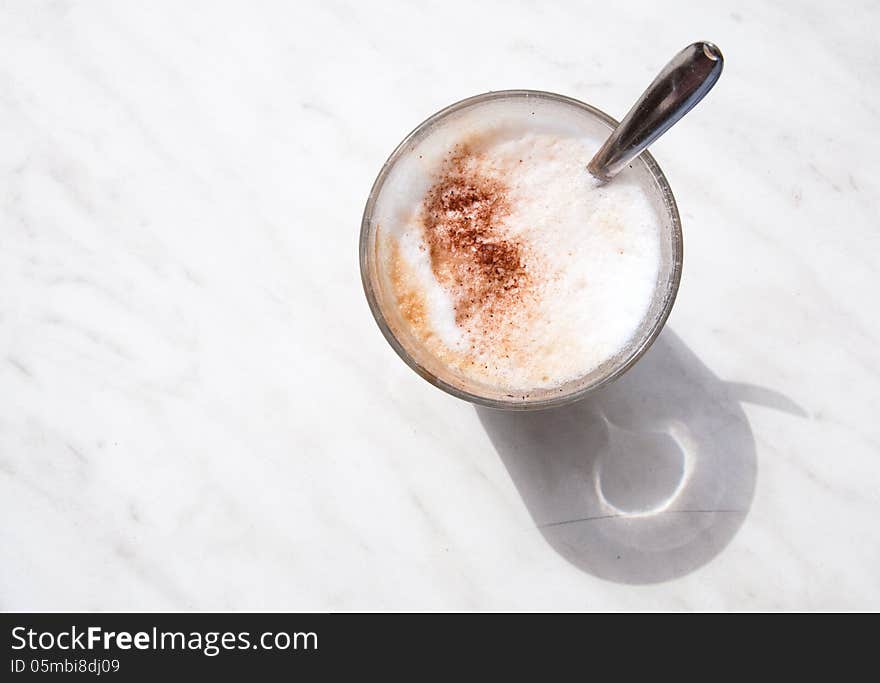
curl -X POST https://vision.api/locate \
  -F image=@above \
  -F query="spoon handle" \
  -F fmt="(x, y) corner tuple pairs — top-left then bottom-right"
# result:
(587, 41), (723, 181)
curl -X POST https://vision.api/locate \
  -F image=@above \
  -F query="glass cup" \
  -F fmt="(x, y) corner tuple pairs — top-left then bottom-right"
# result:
(360, 90), (682, 410)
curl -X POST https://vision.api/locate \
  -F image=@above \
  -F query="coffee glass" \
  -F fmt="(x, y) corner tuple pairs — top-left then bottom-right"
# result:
(360, 90), (682, 410)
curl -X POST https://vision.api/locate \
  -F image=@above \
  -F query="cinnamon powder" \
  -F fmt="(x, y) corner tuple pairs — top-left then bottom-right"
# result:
(421, 145), (530, 338)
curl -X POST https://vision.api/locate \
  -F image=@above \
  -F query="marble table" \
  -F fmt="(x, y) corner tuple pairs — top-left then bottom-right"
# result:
(2, 1), (877, 611)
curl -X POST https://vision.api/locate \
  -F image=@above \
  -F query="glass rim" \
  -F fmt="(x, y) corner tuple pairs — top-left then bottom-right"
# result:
(359, 89), (683, 410)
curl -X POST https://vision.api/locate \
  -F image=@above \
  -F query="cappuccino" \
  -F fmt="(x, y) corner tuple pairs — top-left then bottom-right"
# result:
(370, 95), (666, 394)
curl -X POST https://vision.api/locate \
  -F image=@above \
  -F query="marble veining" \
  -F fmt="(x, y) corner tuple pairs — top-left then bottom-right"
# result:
(1, 0), (878, 610)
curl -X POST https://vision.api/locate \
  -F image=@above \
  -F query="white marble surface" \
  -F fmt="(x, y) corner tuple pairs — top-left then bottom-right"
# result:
(1, 0), (878, 611)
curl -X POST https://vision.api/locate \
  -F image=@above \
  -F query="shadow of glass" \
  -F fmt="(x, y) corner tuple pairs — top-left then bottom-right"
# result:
(477, 328), (802, 584)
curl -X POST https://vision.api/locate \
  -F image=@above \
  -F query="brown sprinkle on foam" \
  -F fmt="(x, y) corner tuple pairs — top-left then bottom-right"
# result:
(421, 145), (529, 333)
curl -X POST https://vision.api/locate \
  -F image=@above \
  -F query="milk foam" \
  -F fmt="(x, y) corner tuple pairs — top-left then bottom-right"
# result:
(374, 97), (664, 392)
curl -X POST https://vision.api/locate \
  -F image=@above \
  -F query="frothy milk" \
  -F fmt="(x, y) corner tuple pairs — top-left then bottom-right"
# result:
(371, 96), (665, 393)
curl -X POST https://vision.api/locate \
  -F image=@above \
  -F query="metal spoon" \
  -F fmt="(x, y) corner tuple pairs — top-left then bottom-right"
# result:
(587, 41), (724, 182)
